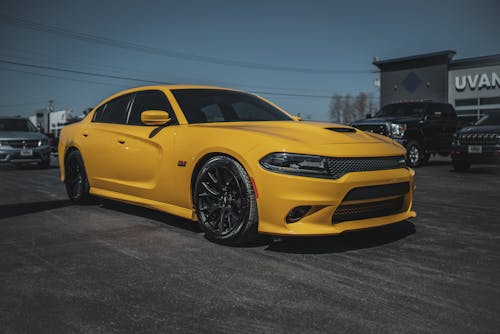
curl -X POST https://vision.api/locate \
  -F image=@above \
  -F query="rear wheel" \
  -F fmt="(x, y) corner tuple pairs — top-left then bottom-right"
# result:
(406, 140), (425, 168)
(194, 156), (258, 245)
(64, 150), (92, 203)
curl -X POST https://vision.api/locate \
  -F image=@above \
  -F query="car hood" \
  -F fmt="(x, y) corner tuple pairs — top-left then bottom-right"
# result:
(352, 116), (420, 125)
(0, 131), (47, 140)
(192, 121), (391, 144)
(457, 125), (500, 134)
(189, 121), (405, 157)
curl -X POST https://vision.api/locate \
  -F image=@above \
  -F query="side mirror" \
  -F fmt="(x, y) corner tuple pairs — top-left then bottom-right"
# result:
(141, 110), (171, 126)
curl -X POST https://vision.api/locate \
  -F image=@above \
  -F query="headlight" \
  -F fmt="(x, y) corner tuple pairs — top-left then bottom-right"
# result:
(260, 153), (330, 178)
(38, 139), (49, 147)
(389, 123), (406, 138)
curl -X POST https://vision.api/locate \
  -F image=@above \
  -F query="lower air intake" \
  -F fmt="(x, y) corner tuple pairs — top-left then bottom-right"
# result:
(332, 196), (405, 223)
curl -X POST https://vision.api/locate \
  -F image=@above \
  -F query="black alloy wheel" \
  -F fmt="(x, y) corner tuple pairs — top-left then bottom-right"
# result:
(64, 150), (91, 203)
(194, 156), (258, 245)
(406, 140), (425, 168)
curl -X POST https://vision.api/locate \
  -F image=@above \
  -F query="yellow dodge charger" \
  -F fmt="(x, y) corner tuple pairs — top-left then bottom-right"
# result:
(59, 85), (416, 244)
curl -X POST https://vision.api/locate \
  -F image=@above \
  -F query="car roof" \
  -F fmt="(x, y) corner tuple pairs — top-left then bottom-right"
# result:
(104, 85), (245, 99)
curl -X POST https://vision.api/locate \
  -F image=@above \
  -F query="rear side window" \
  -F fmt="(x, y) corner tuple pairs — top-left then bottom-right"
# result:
(128, 91), (176, 125)
(97, 94), (131, 124)
(92, 104), (106, 122)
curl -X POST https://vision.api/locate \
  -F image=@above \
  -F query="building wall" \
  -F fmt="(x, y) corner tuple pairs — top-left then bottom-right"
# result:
(448, 65), (500, 122)
(379, 64), (449, 106)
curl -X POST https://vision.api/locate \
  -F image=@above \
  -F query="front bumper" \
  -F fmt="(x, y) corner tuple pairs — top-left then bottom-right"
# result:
(451, 144), (500, 164)
(254, 166), (416, 236)
(0, 146), (51, 163)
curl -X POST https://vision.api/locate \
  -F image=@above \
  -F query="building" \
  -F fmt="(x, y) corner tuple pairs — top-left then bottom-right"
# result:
(373, 50), (500, 124)
(29, 109), (73, 137)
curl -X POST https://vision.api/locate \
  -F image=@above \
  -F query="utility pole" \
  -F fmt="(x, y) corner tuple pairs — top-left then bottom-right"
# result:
(47, 99), (54, 135)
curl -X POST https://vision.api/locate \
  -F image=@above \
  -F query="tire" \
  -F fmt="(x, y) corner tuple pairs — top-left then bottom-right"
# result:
(452, 159), (471, 172)
(406, 140), (425, 168)
(64, 150), (92, 203)
(193, 156), (258, 245)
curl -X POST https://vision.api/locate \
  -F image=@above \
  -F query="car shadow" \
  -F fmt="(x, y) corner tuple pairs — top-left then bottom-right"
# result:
(94, 199), (416, 252)
(425, 159), (450, 167)
(0, 163), (59, 171)
(449, 165), (500, 175)
(263, 220), (416, 254)
(97, 199), (202, 233)
(0, 200), (73, 219)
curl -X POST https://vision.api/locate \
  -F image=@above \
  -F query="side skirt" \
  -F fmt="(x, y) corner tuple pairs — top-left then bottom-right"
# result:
(89, 187), (196, 221)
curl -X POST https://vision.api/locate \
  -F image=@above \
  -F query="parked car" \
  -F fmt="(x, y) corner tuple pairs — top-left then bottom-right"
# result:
(0, 117), (51, 168)
(351, 102), (458, 168)
(451, 112), (500, 171)
(58, 85), (416, 245)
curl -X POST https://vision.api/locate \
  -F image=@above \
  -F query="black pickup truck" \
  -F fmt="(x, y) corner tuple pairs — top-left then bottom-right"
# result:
(351, 102), (458, 167)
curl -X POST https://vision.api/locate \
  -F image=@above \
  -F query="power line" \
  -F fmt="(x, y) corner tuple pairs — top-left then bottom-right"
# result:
(0, 59), (333, 99)
(0, 66), (131, 88)
(0, 48), (335, 93)
(0, 59), (170, 85)
(0, 98), (48, 108)
(0, 14), (374, 75)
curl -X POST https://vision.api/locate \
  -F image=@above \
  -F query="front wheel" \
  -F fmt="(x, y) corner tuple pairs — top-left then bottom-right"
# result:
(194, 156), (258, 245)
(406, 140), (425, 168)
(64, 150), (92, 203)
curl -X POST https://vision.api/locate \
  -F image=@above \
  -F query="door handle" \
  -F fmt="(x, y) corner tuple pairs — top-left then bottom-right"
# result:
(118, 139), (126, 144)
(82, 132), (88, 137)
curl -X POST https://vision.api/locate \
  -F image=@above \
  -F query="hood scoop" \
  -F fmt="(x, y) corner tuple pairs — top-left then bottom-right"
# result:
(325, 127), (357, 133)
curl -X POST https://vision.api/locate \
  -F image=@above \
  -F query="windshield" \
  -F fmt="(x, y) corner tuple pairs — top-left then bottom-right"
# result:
(475, 113), (500, 126)
(171, 89), (292, 124)
(0, 118), (38, 132)
(375, 103), (425, 118)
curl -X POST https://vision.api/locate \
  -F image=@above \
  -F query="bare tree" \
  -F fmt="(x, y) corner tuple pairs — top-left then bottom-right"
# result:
(329, 94), (342, 123)
(353, 92), (368, 121)
(342, 94), (353, 124)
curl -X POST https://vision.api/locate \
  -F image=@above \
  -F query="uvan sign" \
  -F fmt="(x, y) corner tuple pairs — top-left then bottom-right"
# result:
(455, 72), (500, 91)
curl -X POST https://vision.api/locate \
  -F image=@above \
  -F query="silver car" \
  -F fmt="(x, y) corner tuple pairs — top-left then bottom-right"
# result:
(0, 117), (51, 168)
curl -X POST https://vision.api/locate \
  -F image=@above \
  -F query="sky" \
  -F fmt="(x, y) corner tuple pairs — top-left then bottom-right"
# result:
(0, 0), (499, 121)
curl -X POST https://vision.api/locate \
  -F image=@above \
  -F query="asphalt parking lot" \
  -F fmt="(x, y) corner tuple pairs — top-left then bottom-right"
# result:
(0, 157), (499, 333)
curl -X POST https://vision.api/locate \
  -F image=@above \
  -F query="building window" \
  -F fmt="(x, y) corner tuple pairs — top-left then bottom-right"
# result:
(455, 98), (478, 107)
(479, 96), (500, 105)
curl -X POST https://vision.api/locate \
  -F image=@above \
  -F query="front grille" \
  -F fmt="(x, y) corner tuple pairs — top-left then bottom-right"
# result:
(1, 140), (39, 148)
(354, 124), (388, 136)
(326, 156), (406, 179)
(333, 196), (405, 223)
(458, 133), (498, 145)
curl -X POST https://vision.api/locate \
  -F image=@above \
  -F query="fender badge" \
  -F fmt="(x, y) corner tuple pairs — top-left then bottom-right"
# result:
(177, 160), (187, 167)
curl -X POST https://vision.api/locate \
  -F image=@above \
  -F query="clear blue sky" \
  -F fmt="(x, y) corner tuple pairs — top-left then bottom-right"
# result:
(0, 0), (499, 120)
